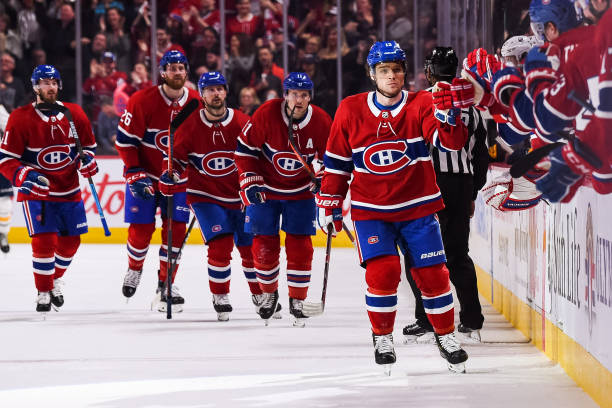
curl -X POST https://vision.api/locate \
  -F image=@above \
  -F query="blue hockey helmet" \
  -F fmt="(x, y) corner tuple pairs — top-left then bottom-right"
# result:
(283, 72), (314, 93)
(30, 64), (62, 89)
(159, 50), (189, 73)
(529, 0), (581, 41)
(367, 41), (406, 72)
(198, 71), (227, 95)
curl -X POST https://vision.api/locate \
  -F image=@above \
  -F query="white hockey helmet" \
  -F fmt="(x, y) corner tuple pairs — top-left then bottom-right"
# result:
(501, 35), (542, 63)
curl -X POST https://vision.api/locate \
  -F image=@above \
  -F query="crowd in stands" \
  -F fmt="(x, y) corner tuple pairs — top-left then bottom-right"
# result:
(0, 0), (484, 154)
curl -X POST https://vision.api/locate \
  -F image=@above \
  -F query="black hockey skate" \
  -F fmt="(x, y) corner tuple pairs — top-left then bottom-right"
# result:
(0, 232), (9, 253)
(122, 268), (142, 298)
(155, 280), (185, 313)
(50, 279), (64, 308)
(212, 294), (233, 321)
(457, 323), (482, 343)
(252, 294), (282, 318)
(36, 291), (52, 313)
(403, 321), (434, 344)
(289, 297), (309, 327)
(258, 290), (279, 324)
(434, 332), (468, 373)
(372, 333), (396, 375)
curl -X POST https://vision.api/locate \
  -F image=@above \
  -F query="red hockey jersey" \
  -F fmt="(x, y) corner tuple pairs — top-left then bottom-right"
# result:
(171, 107), (250, 210)
(321, 90), (468, 222)
(115, 85), (200, 186)
(235, 98), (332, 201)
(0, 102), (96, 202)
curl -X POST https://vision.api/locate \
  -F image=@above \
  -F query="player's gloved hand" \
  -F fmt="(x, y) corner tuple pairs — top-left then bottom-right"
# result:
(481, 172), (542, 211)
(309, 169), (324, 194)
(77, 151), (98, 178)
(461, 50), (497, 110)
(126, 167), (154, 200)
(315, 192), (343, 236)
(159, 169), (186, 196)
(524, 44), (558, 99)
(14, 166), (50, 198)
(432, 82), (460, 125)
(432, 81), (454, 110)
(492, 66), (524, 108)
(450, 78), (475, 108)
(535, 146), (583, 203)
(239, 172), (266, 206)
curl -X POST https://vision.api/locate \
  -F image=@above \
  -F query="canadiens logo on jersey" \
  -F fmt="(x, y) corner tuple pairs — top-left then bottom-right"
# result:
(362, 140), (412, 175)
(154, 130), (170, 152)
(36, 145), (74, 170)
(199, 151), (236, 177)
(272, 152), (304, 177)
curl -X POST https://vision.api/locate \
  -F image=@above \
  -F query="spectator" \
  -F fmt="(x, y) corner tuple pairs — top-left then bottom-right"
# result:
(17, 0), (44, 56)
(385, 0), (413, 51)
(44, 3), (77, 101)
(104, 6), (131, 73)
(83, 33), (107, 79)
(31, 47), (45, 66)
(0, 52), (26, 112)
(83, 51), (128, 122)
(299, 53), (333, 114)
(166, 11), (191, 53)
(238, 86), (260, 115)
(126, 62), (152, 94)
(154, 26), (186, 64)
(250, 45), (283, 101)
(226, 0), (264, 42)
(270, 28), (295, 68)
(187, 0), (220, 34)
(0, 13), (22, 60)
(96, 95), (119, 156)
(228, 33), (255, 78)
(191, 26), (219, 71)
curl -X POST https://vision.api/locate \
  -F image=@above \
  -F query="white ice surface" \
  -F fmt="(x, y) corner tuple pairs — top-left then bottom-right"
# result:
(0, 244), (598, 408)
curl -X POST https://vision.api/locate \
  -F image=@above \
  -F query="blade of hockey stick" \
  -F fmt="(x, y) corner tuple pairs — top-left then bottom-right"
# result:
(509, 141), (564, 178)
(302, 224), (333, 317)
(286, 106), (355, 244)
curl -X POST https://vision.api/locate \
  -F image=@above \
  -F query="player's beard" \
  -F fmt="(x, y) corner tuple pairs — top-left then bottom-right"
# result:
(165, 75), (186, 90)
(38, 89), (58, 104)
(206, 99), (226, 118)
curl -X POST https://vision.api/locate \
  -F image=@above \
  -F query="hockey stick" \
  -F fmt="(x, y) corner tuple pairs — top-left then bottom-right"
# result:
(286, 105), (355, 244)
(302, 224), (333, 317)
(167, 215), (197, 280)
(509, 91), (602, 178)
(165, 98), (199, 319)
(37, 103), (111, 236)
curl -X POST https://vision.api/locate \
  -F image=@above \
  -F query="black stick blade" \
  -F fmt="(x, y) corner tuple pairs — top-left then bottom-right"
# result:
(509, 142), (563, 178)
(170, 99), (199, 132)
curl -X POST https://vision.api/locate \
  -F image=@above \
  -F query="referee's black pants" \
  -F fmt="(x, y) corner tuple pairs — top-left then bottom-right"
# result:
(405, 173), (484, 330)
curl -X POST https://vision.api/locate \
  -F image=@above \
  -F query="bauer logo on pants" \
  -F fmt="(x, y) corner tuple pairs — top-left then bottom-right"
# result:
(420, 250), (445, 259)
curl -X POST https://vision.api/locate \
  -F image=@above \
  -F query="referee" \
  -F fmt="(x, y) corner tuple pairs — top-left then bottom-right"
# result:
(402, 47), (488, 343)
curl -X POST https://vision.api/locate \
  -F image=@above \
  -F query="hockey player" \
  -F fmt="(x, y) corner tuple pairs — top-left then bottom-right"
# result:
(316, 41), (469, 373)
(159, 71), (276, 321)
(235, 72), (332, 327)
(0, 173), (12, 253)
(0, 65), (98, 312)
(0, 108), (12, 253)
(403, 47), (487, 344)
(115, 50), (200, 311)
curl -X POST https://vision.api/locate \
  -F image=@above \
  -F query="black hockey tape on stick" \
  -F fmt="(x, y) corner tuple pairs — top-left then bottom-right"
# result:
(286, 105), (355, 244)
(509, 141), (564, 178)
(36, 103), (111, 236)
(170, 99), (199, 133)
(302, 224), (333, 317)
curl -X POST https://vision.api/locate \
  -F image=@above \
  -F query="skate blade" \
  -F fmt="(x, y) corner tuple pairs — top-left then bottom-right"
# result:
(150, 293), (161, 311)
(383, 364), (393, 376)
(404, 332), (435, 344)
(447, 362), (466, 374)
(157, 303), (183, 313)
(457, 332), (481, 344)
(292, 317), (306, 328)
(217, 312), (230, 322)
(272, 311), (282, 319)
